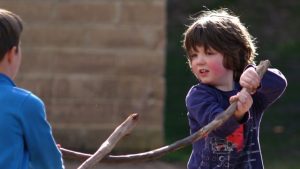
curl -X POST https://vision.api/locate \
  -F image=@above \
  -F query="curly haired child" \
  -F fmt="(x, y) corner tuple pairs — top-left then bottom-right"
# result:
(183, 8), (287, 169)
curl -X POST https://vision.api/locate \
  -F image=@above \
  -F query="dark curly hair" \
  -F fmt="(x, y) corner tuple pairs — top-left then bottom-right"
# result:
(183, 8), (257, 81)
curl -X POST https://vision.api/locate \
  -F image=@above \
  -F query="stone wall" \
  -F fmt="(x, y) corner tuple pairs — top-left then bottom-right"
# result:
(1, 0), (166, 152)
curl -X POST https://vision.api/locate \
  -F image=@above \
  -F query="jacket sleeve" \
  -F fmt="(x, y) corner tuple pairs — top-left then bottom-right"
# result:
(20, 93), (64, 169)
(253, 68), (287, 111)
(186, 85), (241, 137)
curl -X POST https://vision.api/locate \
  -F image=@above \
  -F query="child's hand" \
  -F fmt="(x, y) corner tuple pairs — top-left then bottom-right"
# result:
(240, 67), (260, 93)
(230, 90), (253, 120)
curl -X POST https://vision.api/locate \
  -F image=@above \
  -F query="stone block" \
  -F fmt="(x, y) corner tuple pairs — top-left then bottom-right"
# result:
(120, 0), (166, 25)
(17, 74), (119, 99)
(7, 0), (166, 152)
(46, 98), (118, 124)
(53, 125), (163, 152)
(22, 24), (88, 48)
(54, 1), (117, 24)
(20, 47), (165, 76)
(114, 50), (165, 76)
(86, 26), (163, 50)
(22, 25), (164, 50)
(20, 48), (117, 75)
(0, 1), (55, 23)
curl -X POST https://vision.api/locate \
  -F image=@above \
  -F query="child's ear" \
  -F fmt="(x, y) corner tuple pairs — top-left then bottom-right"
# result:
(6, 46), (17, 64)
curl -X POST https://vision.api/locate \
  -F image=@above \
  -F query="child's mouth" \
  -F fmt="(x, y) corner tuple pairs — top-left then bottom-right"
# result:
(199, 69), (209, 73)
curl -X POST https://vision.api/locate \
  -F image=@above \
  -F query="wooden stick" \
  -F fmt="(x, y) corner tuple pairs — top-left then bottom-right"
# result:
(61, 60), (270, 164)
(77, 113), (139, 169)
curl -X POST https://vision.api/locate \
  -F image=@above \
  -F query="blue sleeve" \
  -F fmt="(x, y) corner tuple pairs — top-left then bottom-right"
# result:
(19, 93), (64, 169)
(253, 68), (287, 111)
(186, 85), (241, 137)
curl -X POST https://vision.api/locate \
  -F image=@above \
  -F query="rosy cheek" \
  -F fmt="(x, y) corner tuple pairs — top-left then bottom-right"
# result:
(209, 62), (226, 76)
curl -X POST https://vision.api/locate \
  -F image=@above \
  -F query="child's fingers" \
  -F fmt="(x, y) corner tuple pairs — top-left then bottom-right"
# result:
(247, 73), (260, 88)
(229, 95), (239, 104)
(240, 78), (251, 88)
(230, 91), (246, 104)
(238, 92), (246, 103)
(241, 77), (259, 90)
(238, 91), (253, 109)
(240, 67), (260, 89)
(230, 91), (253, 111)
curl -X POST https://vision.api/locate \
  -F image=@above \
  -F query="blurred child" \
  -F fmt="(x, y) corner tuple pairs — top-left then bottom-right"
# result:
(0, 8), (64, 169)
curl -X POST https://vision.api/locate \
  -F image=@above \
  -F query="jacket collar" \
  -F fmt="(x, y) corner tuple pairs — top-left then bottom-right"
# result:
(0, 73), (16, 87)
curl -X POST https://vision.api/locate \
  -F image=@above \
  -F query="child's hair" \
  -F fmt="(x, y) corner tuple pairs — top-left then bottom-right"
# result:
(0, 9), (23, 61)
(183, 8), (257, 81)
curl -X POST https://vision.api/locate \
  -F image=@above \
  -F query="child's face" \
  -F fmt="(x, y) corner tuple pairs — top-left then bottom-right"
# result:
(188, 46), (234, 90)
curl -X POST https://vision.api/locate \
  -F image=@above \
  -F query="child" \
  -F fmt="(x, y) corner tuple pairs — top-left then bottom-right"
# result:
(182, 9), (287, 169)
(0, 9), (64, 168)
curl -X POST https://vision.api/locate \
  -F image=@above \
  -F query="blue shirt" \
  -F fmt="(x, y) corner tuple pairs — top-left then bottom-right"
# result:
(186, 68), (287, 169)
(0, 73), (64, 169)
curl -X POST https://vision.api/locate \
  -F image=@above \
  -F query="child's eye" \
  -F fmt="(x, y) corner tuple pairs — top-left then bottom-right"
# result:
(189, 54), (197, 59)
(206, 50), (215, 55)
(205, 47), (218, 55)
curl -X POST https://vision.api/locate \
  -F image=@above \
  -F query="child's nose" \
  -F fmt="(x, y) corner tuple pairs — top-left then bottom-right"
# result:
(195, 55), (205, 64)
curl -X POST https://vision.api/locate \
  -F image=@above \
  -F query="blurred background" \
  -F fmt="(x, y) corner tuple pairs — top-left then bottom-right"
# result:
(1, 0), (299, 169)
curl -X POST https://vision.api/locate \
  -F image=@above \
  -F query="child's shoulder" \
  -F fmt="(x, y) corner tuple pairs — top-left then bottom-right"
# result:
(12, 86), (44, 107)
(268, 68), (287, 81)
(11, 86), (35, 101)
(186, 83), (220, 103)
(188, 83), (218, 95)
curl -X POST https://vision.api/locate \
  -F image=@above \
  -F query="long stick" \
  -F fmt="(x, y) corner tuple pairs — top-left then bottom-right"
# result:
(61, 60), (270, 164)
(77, 113), (139, 169)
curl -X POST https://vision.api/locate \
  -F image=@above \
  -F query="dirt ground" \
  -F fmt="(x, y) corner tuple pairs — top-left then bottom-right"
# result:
(64, 160), (186, 169)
